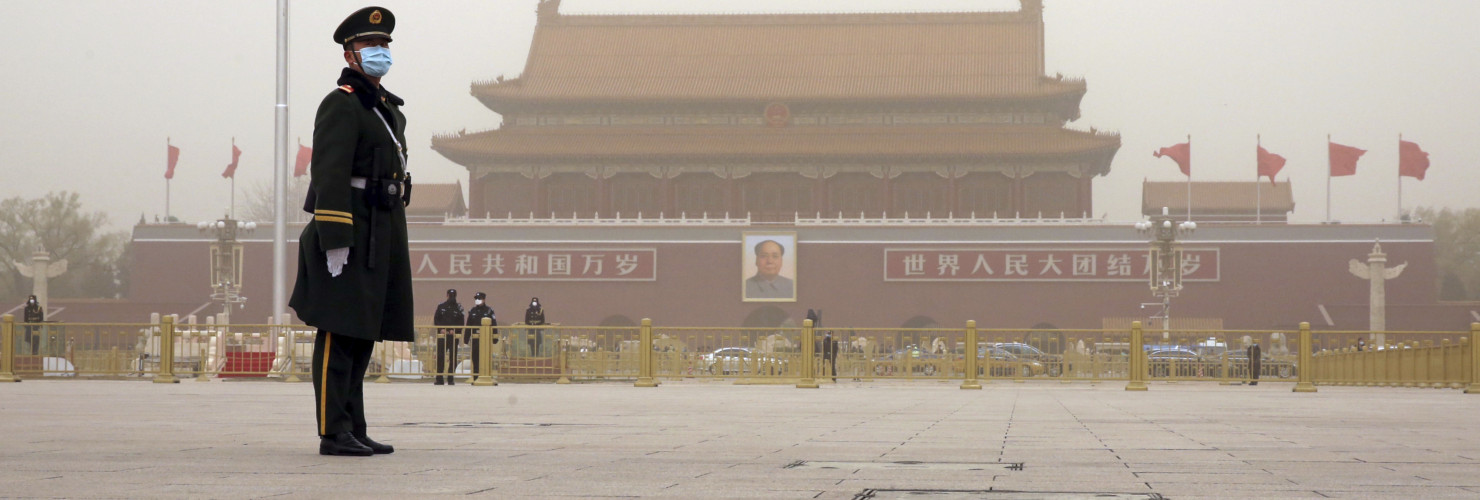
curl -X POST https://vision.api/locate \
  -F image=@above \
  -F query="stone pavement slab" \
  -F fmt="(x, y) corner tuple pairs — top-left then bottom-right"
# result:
(2, 380), (1479, 498)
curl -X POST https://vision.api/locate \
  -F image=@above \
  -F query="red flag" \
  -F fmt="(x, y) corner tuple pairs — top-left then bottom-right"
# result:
(1257, 146), (1285, 186)
(222, 144), (241, 178)
(1399, 140), (1430, 180)
(294, 145), (312, 177)
(1153, 142), (1191, 176)
(1328, 142), (1366, 177)
(165, 144), (180, 180)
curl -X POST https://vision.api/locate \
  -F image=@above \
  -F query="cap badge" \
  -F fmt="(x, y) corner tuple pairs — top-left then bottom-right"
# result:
(369, 10), (383, 24)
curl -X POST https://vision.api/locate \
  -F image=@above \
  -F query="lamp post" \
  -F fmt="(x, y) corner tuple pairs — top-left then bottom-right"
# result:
(1134, 207), (1196, 340)
(197, 215), (257, 324)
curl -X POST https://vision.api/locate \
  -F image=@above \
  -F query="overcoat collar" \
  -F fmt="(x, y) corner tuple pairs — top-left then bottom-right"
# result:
(337, 67), (404, 109)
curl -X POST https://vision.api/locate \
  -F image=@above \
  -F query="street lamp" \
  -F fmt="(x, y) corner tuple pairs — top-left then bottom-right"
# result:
(1134, 207), (1195, 339)
(197, 214), (257, 322)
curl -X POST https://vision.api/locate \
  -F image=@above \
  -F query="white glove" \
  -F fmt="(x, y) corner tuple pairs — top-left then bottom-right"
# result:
(326, 247), (350, 277)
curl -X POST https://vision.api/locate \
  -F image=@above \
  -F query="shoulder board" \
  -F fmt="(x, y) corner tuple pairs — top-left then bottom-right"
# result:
(337, 85), (355, 94)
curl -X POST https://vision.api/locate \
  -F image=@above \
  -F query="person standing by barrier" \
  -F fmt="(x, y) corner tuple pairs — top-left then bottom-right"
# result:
(433, 289), (464, 385)
(22, 295), (43, 355)
(821, 331), (838, 382)
(1247, 341), (1262, 386)
(289, 6), (413, 457)
(465, 292), (496, 382)
(525, 298), (546, 356)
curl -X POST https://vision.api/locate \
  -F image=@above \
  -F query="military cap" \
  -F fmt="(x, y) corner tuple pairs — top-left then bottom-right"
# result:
(334, 6), (395, 45)
(473, 292), (487, 300)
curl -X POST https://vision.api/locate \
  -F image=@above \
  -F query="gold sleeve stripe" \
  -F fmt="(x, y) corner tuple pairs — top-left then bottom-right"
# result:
(315, 215), (354, 225)
(314, 209), (353, 218)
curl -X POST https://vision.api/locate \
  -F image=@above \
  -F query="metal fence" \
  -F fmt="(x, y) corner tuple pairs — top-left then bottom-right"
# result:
(1, 314), (1477, 393)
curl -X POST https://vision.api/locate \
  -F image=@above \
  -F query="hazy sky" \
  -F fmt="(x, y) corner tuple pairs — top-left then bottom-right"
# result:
(4, 0), (1477, 232)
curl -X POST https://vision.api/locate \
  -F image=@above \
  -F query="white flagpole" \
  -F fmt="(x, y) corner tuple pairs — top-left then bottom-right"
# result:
(1397, 133), (1403, 221)
(166, 137), (172, 222)
(1256, 135), (1262, 224)
(1326, 134), (1332, 223)
(230, 137), (236, 219)
(1185, 134), (1192, 222)
(273, 0), (291, 328)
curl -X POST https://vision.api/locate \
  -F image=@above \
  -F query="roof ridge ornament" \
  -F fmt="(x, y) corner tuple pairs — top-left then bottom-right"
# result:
(537, 0), (561, 22)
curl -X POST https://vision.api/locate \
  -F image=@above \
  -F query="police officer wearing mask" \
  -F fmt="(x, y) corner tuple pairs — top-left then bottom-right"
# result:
(465, 292), (497, 382)
(22, 295), (43, 355)
(525, 298), (546, 356)
(288, 6), (413, 457)
(433, 289), (465, 385)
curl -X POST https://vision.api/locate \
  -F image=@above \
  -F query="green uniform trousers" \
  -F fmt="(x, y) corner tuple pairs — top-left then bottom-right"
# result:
(312, 331), (374, 437)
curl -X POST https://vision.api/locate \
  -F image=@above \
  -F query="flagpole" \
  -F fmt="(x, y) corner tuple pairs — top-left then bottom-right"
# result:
(166, 137), (172, 222)
(1326, 134), (1332, 223)
(1185, 134), (1192, 222)
(230, 137), (236, 219)
(1397, 133), (1403, 221)
(1256, 135), (1262, 224)
(272, 0), (291, 330)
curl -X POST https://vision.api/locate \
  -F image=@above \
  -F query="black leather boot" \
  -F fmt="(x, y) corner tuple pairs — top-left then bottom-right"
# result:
(354, 433), (395, 454)
(320, 432), (373, 456)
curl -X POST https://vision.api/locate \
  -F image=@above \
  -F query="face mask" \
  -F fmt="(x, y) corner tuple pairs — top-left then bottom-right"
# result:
(357, 46), (392, 77)
(475, 299), (483, 305)
(532, 301), (539, 307)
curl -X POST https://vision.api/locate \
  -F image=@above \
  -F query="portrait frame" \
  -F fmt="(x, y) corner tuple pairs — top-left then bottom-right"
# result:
(741, 231), (798, 302)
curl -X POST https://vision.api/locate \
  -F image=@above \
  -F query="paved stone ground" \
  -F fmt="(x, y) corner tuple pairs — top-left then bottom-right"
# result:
(2, 378), (1479, 499)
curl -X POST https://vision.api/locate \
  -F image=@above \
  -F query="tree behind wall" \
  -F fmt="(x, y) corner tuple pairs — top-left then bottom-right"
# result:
(1416, 207), (1480, 301)
(240, 176), (311, 224)
(0, 192), (129, 301)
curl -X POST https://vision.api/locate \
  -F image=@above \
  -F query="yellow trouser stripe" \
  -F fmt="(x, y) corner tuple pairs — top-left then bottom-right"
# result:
(319, 333), (332, 436)
(315, 215), (354, 225)
(315, 209), (353, 218)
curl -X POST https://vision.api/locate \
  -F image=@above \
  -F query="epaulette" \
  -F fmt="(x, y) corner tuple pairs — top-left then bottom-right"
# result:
(338, 85), (355, 94)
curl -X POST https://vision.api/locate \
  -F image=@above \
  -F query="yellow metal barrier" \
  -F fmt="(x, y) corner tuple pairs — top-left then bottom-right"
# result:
(4, 318), (1476, 392)
(961, 320), (981, 390)
(1468, 323), (1480, 394)
(1, 315), (18, 382)
(1125, 321), (1147, 391)
(635, 318), (657, 387)
(1309, 326), (1479, 391)
(1293, 322), (1316, 393)
(473, 317), (496, 386)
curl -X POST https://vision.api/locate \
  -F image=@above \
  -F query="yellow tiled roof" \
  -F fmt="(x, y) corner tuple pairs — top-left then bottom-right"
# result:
(433, 125), (1120, 167)
(474, 8), (1082, 105)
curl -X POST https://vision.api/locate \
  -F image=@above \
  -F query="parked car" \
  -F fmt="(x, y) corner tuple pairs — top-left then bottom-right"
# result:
(1146, 347), (1211, 377)
(993, 342), (1064, 377)
(701, 347), (789, 376)
(970, 346), (1045, 378)
(874, 345), (945, 376)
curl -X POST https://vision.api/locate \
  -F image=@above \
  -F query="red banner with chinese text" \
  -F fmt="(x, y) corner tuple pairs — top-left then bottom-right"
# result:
(411, 249), (657, 281)
(883, 248), (1219, 282)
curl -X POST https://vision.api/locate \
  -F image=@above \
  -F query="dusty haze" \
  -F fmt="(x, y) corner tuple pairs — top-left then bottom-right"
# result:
(3, 0), (1476, 230)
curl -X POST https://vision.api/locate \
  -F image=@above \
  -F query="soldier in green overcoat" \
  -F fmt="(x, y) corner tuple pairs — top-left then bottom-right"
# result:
(289, 5), (414, 457)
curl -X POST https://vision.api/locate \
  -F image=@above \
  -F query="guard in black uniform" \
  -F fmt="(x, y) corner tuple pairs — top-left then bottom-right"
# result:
(289, 6), (412, 457)
(433, 289), (465, 385)
(525, 298), (546, 356)
(1247, 341), (1262, 386)
(465, 292), (498, 382)
(22, 295), (43, 355)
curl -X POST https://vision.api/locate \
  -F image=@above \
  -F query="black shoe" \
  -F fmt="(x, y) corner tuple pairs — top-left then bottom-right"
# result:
(353, 433), (395, 454)
(320, 432), (373, 456)
(434, 377), (444, 385)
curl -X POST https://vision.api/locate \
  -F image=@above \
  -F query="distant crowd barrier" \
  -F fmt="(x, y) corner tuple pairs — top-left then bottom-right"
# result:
(2, 314), (1476, 394)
